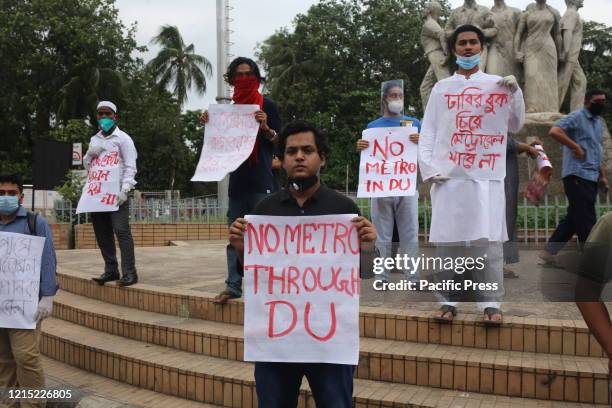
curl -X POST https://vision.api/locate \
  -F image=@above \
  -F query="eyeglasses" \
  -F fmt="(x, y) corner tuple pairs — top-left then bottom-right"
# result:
(0, 190), (20, 196)
(387, 92), (404, 99)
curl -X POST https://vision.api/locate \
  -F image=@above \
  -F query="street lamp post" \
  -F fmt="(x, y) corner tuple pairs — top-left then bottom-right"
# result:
(216, 0), (232, 212)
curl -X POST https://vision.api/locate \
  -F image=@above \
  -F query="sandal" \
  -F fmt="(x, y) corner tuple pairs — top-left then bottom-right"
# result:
(213, 290), (240, 305)
(433, 304), (457, 323)
(483, 307), (503, 325)
(503, 267), (518, 279)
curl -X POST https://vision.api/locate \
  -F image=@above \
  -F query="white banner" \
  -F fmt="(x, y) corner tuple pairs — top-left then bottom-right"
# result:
(432, 79), (511, 180)
(76, 146), (122, 214)
(191, 104), (260, 182)
(243, 214), (360, 365)
(0, 232), (45, 329)
(72, 142), (83, 166)
(357, 126), (418, 197)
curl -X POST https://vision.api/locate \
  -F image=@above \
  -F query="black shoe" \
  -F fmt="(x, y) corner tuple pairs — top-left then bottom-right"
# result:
(117, 271), (138, 287)
(92, 271), (120, 286)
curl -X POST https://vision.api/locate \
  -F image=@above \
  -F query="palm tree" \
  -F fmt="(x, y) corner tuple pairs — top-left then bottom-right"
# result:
(147, 25), (212, 108)
(261, 31), (316, 91)
(56, 65), (126, 123)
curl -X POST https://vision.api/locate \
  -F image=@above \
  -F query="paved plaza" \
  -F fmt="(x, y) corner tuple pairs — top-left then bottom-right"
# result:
(56, 241), (611, 320)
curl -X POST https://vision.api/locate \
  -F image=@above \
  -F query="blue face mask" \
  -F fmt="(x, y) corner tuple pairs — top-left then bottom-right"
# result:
(456, 53), (481, 70)
(98, 117), (115, 133)
(0, 196), (19, 215)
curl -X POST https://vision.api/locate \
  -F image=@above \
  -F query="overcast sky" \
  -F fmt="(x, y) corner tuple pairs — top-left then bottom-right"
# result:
(115, 0), (612, 112)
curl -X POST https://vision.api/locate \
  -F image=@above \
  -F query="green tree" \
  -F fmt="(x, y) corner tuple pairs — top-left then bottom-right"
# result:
(147, 25), (212, 109)
(56, 66), (126, 123)
(580, 21), (612, 125)
(0, 0), (140, 177)
(49, 119), (94, 145)
(117, 72), (199, 193)
(258, 0), (449, 189)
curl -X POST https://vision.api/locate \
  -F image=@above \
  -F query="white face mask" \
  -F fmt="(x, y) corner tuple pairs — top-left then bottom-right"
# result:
(387, 100), (403, 114)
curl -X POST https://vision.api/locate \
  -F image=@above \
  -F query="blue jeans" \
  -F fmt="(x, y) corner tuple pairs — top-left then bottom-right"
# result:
(225, 192), (268, 297)
(254, 362), (355, 408)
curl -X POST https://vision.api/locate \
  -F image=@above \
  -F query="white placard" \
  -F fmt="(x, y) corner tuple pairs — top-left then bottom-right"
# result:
(191, 104), (260, 182)
(243, 214), (360, 365)
(357, 126), (418, 197)
(0, 231), (45, 329)
(431, 79), (511, 180)
(534, 144), (553, 171)
(72, 142), (83, 165)
(76, 147), (122, 214)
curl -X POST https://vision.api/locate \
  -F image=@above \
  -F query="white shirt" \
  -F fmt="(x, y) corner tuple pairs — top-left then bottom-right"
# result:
(86, 126), (138, 191)
(418, 71), (525, 243)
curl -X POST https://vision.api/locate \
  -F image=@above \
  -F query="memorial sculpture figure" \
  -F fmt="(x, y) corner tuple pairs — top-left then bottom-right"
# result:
(445, 0), (497, 72)
(486, 0), (522, 79)
(514, 0), (562, 113)
(420, 1), (451, 108)
(558, 0), (587, 112)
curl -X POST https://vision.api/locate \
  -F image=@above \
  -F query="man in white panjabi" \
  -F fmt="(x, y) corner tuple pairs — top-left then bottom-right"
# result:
(419, 25), (525, 324)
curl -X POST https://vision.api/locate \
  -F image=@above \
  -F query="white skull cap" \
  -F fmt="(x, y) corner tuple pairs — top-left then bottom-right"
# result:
(97, 101), (117, 113)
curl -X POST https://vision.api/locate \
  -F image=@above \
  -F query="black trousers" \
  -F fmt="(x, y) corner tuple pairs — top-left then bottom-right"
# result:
(546, 175), (598, 254)
(91, 200), (136, 275)
(254, 362), (354, 408)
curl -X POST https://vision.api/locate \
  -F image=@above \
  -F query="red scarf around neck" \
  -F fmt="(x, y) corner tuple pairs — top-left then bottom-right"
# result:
(233, 76), (264, 166)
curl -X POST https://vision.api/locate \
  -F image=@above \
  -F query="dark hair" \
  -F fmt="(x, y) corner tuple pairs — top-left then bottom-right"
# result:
(278, 120), (330, 161)
(0, 173), (23, 193)
(586, 89), (606, 100)
(382, 80), (403, 97)
(225, 57), (264, 85)
(449, 24), (485, 51)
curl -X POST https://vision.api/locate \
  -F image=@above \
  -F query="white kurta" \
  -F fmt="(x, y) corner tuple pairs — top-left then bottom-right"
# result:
(419, 71), (525, 243)
(86, 127), (138, 191)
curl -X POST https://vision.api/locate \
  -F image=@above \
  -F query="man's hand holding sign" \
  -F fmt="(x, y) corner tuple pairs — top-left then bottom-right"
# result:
(229, 216), (376, 271)
(240, 214), (374, 364)
(356, 127), (420, 198)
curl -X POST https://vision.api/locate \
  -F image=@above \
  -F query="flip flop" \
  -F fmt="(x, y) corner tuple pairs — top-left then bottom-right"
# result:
(433, 304), (457, 323)
(483, 307), (503, 326)
(503, 267), (518, 279)
(213, 290), (240, 305)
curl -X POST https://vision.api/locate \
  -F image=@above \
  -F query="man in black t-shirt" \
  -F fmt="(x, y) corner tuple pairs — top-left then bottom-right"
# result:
(228, 120), (377, 407)
(201, 57), (282, 304)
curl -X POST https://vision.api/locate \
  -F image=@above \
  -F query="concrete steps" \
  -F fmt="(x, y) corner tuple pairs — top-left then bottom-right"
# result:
(56, 270), (607, 357)
(43, 356), (221, 407)
(51, 291), (609, 405)
(41, 269), (610, 406)
(42, 317), (602, 408)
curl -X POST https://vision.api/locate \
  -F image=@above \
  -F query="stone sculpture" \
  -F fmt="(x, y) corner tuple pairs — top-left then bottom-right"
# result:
(514, 0), (562, 113)
(558, 0), (587, 112)
(486, 0), (522, 79)
(445, 0), (497, 72)
(419, 1), (451, 108)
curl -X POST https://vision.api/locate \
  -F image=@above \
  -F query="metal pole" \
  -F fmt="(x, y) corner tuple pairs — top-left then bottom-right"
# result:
(216, 0), (231, 214)
(345, 164), (349, 195)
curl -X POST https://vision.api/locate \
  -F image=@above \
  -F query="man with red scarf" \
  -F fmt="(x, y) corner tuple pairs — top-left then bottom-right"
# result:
(201, 57), (282, 304)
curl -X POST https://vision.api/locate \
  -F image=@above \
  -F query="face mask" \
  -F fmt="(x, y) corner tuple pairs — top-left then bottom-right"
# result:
(387, 100), (403, 114)
(287, 175), (319, 192)
(456, 53), (481, 70)
(98, 117), (115, 133)
(588, 103), (605, 116)
(0, 196), (19, 215)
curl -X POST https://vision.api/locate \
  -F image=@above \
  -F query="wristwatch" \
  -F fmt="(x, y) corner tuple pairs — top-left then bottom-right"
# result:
(267, 128), (277, 141)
